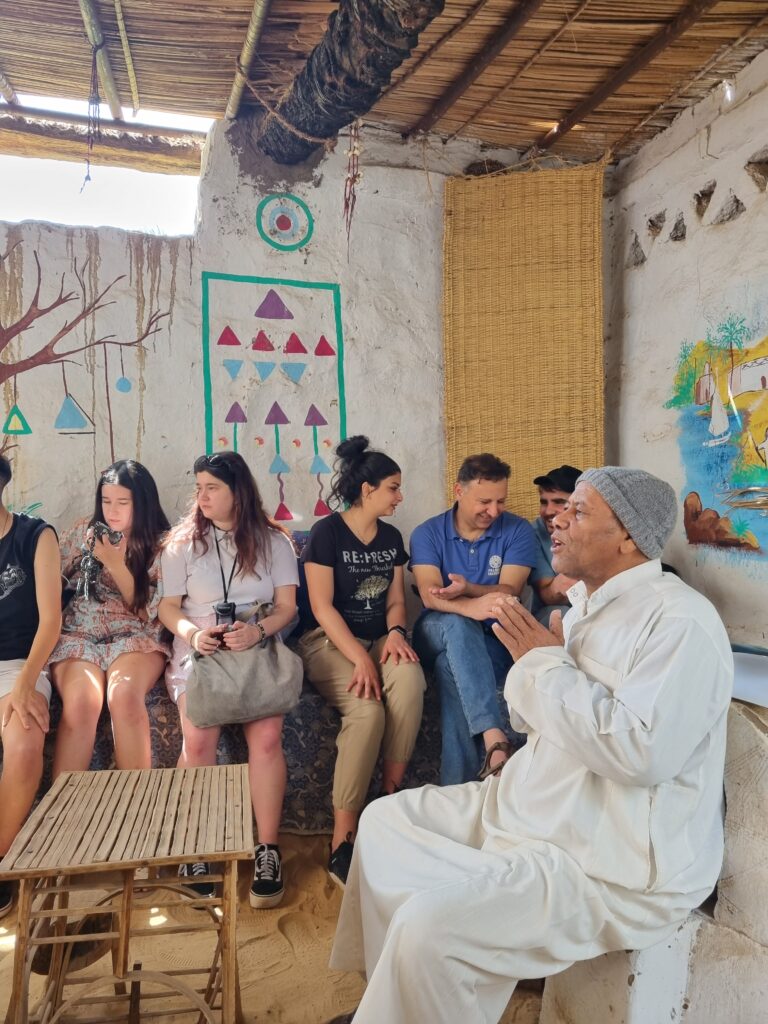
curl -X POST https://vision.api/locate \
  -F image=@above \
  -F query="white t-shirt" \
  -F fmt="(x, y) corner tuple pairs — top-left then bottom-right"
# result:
(161, 527), (298, 618)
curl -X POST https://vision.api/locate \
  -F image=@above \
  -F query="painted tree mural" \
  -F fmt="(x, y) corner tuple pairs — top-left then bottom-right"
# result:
(0, 242), (168, 457)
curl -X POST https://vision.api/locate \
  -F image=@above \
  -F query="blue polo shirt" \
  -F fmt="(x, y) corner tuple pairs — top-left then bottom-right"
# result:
(529, 516), (555, 583)
(409, 506), (537, 586)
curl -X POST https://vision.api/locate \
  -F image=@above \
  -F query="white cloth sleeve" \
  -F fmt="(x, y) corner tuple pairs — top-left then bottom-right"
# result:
(505, 617), (732, 787)
(159, 541), (190, 599)
(268, 531), (299, 588)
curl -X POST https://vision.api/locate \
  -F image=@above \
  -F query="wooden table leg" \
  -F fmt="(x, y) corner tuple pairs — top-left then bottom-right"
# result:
(219, 861), (238, 1024)
(5, 879), (33, 1024)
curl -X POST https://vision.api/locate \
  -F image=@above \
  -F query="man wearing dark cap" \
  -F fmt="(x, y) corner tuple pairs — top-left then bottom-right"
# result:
(329, 467), (733, 1024)
(529, 464), (581, 625)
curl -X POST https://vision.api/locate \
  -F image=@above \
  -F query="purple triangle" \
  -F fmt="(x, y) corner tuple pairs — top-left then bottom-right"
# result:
(255, 289), (294, 320)
(304, 404), (328, 427)
(264, 401), (290, 425)
(225, 401), (247, 424)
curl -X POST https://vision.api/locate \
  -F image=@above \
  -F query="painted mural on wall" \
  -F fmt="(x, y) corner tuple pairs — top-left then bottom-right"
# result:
(0, 237), (170, 463)
(201, 271), (346, 523)
(667, 313), (768, 555)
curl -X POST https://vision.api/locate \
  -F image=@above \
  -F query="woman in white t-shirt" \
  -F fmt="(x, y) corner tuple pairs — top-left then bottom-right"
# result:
(159, 451), (298, 909)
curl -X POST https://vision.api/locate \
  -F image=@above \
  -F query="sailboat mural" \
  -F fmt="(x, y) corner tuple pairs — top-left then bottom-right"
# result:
(667, 314), (768, 554)
(703, 381), (730, 447)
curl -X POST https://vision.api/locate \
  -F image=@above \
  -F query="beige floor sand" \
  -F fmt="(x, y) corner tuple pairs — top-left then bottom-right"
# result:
(0, 834), (540, 1023)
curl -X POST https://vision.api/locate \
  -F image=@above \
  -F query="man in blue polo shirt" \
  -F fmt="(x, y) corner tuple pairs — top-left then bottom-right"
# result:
(529, 464), (581, 626)
(410, 453), (536, 784)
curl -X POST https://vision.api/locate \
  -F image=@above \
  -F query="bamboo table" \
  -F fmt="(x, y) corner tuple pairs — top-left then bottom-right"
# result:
(1, 765), (254, 1024)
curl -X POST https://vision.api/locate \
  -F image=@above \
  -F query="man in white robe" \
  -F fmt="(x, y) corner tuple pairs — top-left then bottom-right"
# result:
(329, 467), (733, 1024)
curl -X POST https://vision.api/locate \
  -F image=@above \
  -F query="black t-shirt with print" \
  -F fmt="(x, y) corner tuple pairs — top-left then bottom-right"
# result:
(301, 512), (407, 641)
(0, 513), (56, 662)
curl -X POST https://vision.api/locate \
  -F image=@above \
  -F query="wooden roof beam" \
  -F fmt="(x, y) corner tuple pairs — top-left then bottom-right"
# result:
(0, 63), (19, 105)
(612, 6), (768, 157)
(0, 104), (206, 143)
(405, 0), (548, 137)
(77, 0), (124, 121)
(385, 0), (494, 98)
(226, 0), (274, 119)
(448, 0), (593, 141)
(0, 112), (202, 175)
(529, 0), (722, 155)
(253, 0), (445, 165)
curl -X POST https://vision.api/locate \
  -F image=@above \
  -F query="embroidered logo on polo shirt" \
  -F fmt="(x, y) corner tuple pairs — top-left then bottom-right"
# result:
(487, 555), (502, 577)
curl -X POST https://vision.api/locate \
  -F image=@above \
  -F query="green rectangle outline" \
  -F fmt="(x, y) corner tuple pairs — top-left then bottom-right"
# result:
(202, 271), (347, 454)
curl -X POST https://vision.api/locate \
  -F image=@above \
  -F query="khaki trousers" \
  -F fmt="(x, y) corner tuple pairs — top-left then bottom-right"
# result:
(298, 627), (426, 812)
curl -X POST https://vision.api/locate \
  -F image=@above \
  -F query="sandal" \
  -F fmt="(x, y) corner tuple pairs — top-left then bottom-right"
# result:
(479, 740), (513, 780)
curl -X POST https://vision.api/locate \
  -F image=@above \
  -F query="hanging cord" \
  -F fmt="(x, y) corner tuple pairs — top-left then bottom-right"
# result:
(343, 119), (362, 256)
(81, 42), (103, 192)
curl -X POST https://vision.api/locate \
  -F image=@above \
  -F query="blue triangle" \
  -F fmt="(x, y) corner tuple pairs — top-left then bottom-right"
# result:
(222, 359), (244, 381)
(54, 395), (89, 430)
(310, 454), (332, 475)
(254, 361), (276, 381)
(269, 454), (291, 475)
(281, 362), (307, 384)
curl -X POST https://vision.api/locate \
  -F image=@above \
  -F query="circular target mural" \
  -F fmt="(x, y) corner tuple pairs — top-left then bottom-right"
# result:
(256, 193), (314, 252)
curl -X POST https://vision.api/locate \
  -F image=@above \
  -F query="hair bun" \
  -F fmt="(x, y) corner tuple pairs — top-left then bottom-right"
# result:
(336, 436), (369, 462)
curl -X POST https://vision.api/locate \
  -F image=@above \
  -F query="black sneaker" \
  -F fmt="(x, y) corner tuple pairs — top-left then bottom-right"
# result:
(179, 862), (215, 899)
(250, 844), (284, 909)
(328, 833), (354, 888)
(0, 879), (15, 919)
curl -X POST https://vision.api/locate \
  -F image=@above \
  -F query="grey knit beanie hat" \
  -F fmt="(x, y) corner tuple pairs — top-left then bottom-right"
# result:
(577, 467), (677, 559)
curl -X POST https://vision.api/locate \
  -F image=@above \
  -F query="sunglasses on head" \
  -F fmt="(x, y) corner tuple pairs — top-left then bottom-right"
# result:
(194, 453), (237, 478)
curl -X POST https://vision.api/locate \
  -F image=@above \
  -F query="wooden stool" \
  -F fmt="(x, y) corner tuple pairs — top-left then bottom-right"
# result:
(1, 765), (254, 1023)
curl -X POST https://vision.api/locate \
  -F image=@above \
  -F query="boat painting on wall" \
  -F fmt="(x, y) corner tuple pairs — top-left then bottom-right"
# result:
(667, 314), (768, 555)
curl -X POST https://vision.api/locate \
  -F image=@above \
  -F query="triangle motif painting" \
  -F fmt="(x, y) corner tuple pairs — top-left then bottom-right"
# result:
(54, 395), (91, 431)
(217, 326), (241, 347)
(255, 290), (294, 320)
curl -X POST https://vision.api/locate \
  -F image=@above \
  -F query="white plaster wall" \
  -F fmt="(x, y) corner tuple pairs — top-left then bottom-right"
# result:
(0, 125), (517, 549)
(607, 48), (768, 643)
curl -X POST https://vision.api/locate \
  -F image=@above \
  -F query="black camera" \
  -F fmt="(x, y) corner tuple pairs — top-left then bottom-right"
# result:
(92, 522), (124, 545)
(214, 600), (237, 626)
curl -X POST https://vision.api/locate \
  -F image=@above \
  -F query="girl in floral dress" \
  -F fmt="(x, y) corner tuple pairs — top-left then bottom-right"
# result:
(50, 460), (171, 776)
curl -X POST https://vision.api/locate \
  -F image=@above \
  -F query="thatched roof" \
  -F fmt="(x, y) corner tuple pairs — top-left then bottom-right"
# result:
(1, 0), (767, 171)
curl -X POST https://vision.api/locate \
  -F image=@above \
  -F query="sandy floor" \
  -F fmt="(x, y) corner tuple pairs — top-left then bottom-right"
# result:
(0, 834), (540, 1023)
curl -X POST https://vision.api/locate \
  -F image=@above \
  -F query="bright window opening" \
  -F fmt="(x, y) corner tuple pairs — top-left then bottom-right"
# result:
(0, 94), (214, 235)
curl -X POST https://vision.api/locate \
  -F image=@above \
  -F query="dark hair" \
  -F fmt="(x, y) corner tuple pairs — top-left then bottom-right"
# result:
(0, 455), (11, 490)
(170, 451), (285, 575)
(93, 460), (170, 614)
(329, 436), (401, 509)
(456, 453), (511, 485)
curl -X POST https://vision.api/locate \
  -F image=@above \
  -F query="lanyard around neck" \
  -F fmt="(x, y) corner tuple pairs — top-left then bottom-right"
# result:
(213, 526), (237, 601)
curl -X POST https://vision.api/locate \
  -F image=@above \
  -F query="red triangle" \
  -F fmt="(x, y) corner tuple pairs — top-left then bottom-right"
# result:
(313, 499), (332, 517)
(314, 335), (335, 356)
(284, 332), (308, 354)
(217, 326), (241, 347)
(252, 330), (274, 351)
(274, 502), (294, 522)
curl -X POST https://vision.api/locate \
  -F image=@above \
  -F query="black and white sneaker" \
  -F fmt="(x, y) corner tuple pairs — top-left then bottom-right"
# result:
(249, 844), (284, 909)
(328, 834), (354, 888)
(0, 879), (15, 919)
(179, 862), (215, 899)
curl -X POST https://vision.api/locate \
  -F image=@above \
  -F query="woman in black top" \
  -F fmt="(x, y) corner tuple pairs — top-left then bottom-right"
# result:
(0, 455), (61, 918)
(299, 437), (425, 886)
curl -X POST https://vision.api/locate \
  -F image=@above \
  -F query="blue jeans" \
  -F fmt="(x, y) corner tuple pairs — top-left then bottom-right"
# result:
(413, 611), (520, 785)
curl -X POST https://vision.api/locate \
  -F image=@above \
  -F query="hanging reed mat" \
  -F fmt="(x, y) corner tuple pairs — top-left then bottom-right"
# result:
(442, 160), (605, 519)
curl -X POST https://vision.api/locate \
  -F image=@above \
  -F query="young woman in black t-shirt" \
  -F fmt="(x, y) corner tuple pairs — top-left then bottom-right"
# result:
(0, 455), (61, 918)
(299, 437), (425, 886)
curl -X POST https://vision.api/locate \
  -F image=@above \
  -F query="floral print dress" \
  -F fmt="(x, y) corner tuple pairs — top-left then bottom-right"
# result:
(50, 518), (171, 671)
